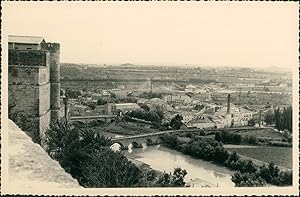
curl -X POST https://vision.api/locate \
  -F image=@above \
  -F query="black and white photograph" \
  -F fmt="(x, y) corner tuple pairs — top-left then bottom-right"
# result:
(1, 1), (299, 196)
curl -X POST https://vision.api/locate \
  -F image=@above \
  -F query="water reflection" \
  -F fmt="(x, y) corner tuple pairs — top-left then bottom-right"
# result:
(126, 145), (235, 187)
(128, 143), (133, 153)
(142, 143), (147, 151)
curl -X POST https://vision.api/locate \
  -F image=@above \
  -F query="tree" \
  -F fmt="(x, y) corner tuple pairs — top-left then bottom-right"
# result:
(140, 104), (150, 112)
(87, 102), (96, 110)
(170, 114), (183, 130)
(153, 109), (164, 120)
(81, 148), (141, 187)
(248, 118), (256, 126)
(148, 111), (161, 123)
(264, 110), (274, 125)
(110, 92), (117, 99)
(45, 120), (142, 187)
(273, 106), (292, 132)
(66, 88), (82, 99)
(171, 167), (188, 186)
(156, 168), (187, 187)
(274, 108), (282, 130)
(194, 104), (205, 111)
(231, 172), (267, 187)
(97, 98), (107, 105)
(283, 106), (292, 132)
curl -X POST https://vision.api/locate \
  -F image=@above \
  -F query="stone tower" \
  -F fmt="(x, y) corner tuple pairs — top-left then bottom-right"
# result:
(8, 35), (61, 143)
(46, 43), (61, 122)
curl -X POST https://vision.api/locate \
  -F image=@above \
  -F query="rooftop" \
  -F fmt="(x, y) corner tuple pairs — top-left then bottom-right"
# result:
(8, 35), (45, 45)
(189, 117), (214, 124)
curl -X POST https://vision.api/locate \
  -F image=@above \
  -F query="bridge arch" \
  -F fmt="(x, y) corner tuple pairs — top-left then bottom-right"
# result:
(131, 141), (142, 148)
(111, 142), (125, 150)
(145, 138), (154, 146)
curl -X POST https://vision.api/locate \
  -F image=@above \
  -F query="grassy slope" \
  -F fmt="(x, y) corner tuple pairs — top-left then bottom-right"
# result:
(224, 146), (292, 169)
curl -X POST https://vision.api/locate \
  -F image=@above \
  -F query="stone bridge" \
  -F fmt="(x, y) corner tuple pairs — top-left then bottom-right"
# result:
(111, 131), (167, 148)
(111, 127), (265, 148)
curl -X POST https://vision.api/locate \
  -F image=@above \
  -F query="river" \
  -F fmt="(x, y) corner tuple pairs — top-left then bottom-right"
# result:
(123, 145), (235, 187)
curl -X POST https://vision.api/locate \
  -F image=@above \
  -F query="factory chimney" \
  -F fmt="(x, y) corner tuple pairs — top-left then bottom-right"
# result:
(227, 94), (231, 114)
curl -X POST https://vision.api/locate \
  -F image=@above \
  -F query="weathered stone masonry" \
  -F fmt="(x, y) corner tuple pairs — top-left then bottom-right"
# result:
(8, 39), (61, 142)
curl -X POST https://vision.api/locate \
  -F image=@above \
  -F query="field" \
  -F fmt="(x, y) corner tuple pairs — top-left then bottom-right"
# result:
(89, 121), (157, 136)
(224, 145), (292, 169)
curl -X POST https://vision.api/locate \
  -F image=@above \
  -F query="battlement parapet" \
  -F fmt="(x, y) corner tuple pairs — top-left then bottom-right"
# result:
(9, 49), (49, 67)
(43, 42), (60, 53)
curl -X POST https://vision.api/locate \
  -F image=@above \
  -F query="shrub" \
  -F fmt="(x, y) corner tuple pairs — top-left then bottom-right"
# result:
(231, 172), (267, 187)
(278, 170), (292, 186)
(268, 141), (291, 147)
(243, 135), (257, 145)
(156, 168), (187, 187)
(214, 131), (242, 144)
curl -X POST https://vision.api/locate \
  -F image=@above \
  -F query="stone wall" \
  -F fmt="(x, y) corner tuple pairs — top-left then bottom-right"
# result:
(8, 49), (48, 67)
(8, 49), (52, 142)
(5, 120), (81, 193)
(47, 43), (61, 122)
(8, 40), (61, 144)
(8, 63), (50, 85)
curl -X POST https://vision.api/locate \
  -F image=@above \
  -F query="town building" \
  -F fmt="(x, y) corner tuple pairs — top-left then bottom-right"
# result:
(185, 116), (216, 129)
(163, 94), (192, 105)
(110, 89), (128, 99)
(91, 91), (111, 102)
(213, 101), (254, 127)
(210, 115), (228, 128)
(69, 104), (88, 116)
(143, 98), (167, 110)
(108, 103), (140, 115)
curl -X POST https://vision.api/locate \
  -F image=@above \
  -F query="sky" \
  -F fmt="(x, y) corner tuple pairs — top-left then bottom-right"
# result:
(3, 2), (299, 68)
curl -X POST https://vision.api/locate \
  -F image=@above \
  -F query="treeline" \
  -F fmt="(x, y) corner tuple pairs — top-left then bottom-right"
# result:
(159, 133), (292, 187)
(126, 109), (164, 124)
(97, 97), (137, 105)
(45, 120), (187, 187)
(215, 131), (291, 147)
(215, 131), (260, 145)
(139, 91), (163, 99)
(264, 106), (292, 132)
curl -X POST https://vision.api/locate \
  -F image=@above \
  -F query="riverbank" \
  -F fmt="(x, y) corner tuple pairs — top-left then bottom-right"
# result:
(124, 145), (235, 187)
(223, 145), (292, 170)
(159, 133), (292, 186)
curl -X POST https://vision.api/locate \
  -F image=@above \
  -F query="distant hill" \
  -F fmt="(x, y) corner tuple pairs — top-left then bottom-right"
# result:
(120, 63), (136, 67)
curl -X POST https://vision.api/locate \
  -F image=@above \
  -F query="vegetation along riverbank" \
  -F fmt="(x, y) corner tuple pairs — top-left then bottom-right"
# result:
(159, 133), (292, 187)
(44, 119), (188, 187)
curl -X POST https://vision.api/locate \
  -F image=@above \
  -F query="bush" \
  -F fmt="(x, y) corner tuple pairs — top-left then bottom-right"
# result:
(9, 108), (40, 144)
(160, 133), (179, 149)
(161, 133), (228, 164)
(214, 131), (242, 144)
(231, 172), (267, 187)
(268, 141), (291, 147)
(278, 170), (292, 186)
(243, 135), (257, 145)
(156, 168), (187, 187)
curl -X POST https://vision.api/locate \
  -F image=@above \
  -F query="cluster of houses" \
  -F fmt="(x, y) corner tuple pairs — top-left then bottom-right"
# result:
(65, 83), (255, 129)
